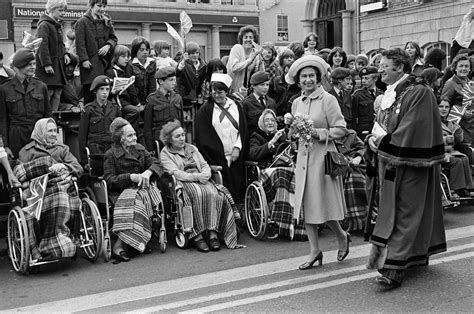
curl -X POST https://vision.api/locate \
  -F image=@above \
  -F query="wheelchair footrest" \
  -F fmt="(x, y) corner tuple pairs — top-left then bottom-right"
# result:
(30, 259), (59, 267)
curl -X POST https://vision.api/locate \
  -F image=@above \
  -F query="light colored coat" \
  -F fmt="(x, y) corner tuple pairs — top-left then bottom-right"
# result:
(160, 143), (211, 182)
(227, 44), (264, 92)
(292, 87), (347, 224)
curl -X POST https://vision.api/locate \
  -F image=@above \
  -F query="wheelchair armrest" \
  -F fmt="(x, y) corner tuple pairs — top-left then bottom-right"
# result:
(245, 161), (258, 166)
(210, 165), (222, 172)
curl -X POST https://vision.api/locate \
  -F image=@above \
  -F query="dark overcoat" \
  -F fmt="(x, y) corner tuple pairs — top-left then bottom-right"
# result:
(75, 10), (118, 85)
(241, 94), (277, 135)
(103, 143), (163, 202)
(35, 14), (66, 87)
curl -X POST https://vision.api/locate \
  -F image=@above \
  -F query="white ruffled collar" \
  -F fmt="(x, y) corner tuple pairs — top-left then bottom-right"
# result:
(380, 74), (409, 111)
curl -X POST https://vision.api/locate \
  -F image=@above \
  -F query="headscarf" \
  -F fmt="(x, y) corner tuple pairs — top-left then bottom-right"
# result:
(258, 109), (277, 134)
(31, 118), (58, 148)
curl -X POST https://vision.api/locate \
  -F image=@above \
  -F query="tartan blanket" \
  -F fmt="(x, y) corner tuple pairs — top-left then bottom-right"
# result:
(180, 181), (238, 249)
(112, 184), (162, 253)
(14, 156), (80, 260)
(342, 165), (369, 232)
(261, 167), (307, 241)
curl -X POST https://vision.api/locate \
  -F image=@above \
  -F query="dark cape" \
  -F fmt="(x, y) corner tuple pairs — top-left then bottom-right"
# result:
(370, 77), (447, 270)
(195, 99), (248, 202)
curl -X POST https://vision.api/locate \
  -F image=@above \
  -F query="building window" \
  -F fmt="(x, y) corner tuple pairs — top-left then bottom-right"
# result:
(277, 15), (288, 42)
(423, 41), (451, 70)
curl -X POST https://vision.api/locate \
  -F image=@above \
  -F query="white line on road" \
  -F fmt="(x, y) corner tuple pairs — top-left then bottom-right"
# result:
(180, 251), (474, 314)
(7, 226), (473, 313)
(132, 243), (474, 313)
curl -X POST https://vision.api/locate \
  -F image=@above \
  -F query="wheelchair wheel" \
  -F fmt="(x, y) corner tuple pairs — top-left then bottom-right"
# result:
(7, 206), (30, 274)
(244, 182), (269, 240)
(175, 230), (189, 249)
(80, 198), (104, 262)
(159, 229), (167, 253)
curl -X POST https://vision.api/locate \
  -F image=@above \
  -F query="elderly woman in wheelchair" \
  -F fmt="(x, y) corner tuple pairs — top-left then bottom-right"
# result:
(247, 109), (305, 240)
(8, 118), (104, 273)
(103, 118), (163, 262)
(439, 102), (472, 199)
(159, 120), (242, 252)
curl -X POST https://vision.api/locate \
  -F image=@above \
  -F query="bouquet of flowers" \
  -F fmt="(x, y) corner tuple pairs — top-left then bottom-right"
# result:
(288, 113), (317, 148)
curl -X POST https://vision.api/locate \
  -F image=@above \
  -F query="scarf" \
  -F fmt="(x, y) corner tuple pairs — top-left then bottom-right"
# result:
(31, 118), (58, 149)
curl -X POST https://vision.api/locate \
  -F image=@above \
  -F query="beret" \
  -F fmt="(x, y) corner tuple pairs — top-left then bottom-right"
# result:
(330, 67), (351, 80)
(90, 75), (112, 91)
(66, 52), (78, 67)
(12, 48), (35, 69)
(155, 66), (176, 79)
(359, 66), (378, 77)
(250, 71), (270, 86)
(285, 55), (329, 85)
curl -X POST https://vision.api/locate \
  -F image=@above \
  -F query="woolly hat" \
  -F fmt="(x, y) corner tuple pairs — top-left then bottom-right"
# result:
(12, 48), (35, 69)
(355, 54), (369, 65)
(346, 54), (356, 64)
(424, 48), (447, 71)
(250, 71), (270, 86)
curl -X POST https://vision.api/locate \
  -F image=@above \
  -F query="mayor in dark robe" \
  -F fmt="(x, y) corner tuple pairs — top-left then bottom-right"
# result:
(366, 48), (446, 289)
(195, 73), (248, 203)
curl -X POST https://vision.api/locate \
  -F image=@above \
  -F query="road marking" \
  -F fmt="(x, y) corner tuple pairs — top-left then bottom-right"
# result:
(180, 251), (474, 313)
(8, 226), (473, 312)
(127, 242), (474, 313)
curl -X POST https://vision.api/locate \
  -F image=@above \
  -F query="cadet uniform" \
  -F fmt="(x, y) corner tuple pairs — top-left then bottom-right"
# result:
(0, 49), (51, 157)
(351, 66), (383, 140)
(143, 66), (183, 151)
(78, 75), (121, 162)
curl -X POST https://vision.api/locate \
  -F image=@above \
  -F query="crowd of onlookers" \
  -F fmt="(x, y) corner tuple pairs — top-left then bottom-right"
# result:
(0, 0), (472, 266)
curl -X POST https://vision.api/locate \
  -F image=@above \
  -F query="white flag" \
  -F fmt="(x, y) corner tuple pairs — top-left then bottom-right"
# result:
(165, 22), (184, 51)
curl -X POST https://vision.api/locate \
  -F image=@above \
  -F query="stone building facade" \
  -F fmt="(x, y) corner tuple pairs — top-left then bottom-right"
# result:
(259, 0), (470, 64)
(1, 0), (259, 60)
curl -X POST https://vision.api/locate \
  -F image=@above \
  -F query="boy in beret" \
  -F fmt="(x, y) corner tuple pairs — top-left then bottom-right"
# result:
(78, 75), (121, 163)
(351, 66), (384, 140)
(0, 48), (51, 158)
(242, 71), (277, 135)
(143, 66), (183, 151)
(328, 67), (353, 128)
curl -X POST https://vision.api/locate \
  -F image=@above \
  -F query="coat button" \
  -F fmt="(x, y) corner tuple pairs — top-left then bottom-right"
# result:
(302, 166), (305, 170)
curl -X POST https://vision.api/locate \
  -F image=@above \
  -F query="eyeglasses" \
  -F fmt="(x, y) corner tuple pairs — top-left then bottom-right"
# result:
(264, 118), (276, 123)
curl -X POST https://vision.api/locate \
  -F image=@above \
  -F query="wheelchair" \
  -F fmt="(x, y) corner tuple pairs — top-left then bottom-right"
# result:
(440, 152), (474, 210)
(154, 141), (223, 250)
(6, 170), (104, 274)
(83, 146), (167, 255)
(244, 142), (295, 240)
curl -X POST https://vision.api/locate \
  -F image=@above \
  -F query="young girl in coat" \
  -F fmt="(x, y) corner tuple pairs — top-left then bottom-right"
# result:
(35, 0), (69, 111)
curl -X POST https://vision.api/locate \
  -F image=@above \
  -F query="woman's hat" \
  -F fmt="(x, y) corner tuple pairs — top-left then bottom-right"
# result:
(211, 73), (232, 88)
(90, 75), (112, 91)
(12, 48), (35, 69)
(285, 55), (329, 85)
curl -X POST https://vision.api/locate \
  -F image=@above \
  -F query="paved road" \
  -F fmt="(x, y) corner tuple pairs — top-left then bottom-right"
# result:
(0, 205), (473, 312)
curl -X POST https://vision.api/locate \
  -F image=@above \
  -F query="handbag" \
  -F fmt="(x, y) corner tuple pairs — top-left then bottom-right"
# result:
(323, 130), (349, 177)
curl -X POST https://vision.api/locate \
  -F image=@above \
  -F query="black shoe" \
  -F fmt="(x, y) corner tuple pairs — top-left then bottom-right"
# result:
(112, 251), (130, 262)
(194, 238), (210, 253)
(376, 276), (401, 289)
(299, 251), (323, 270)
(456, 188), (471, 198)
(208, 238), (220, 251)
(337, 232), (351, 262)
